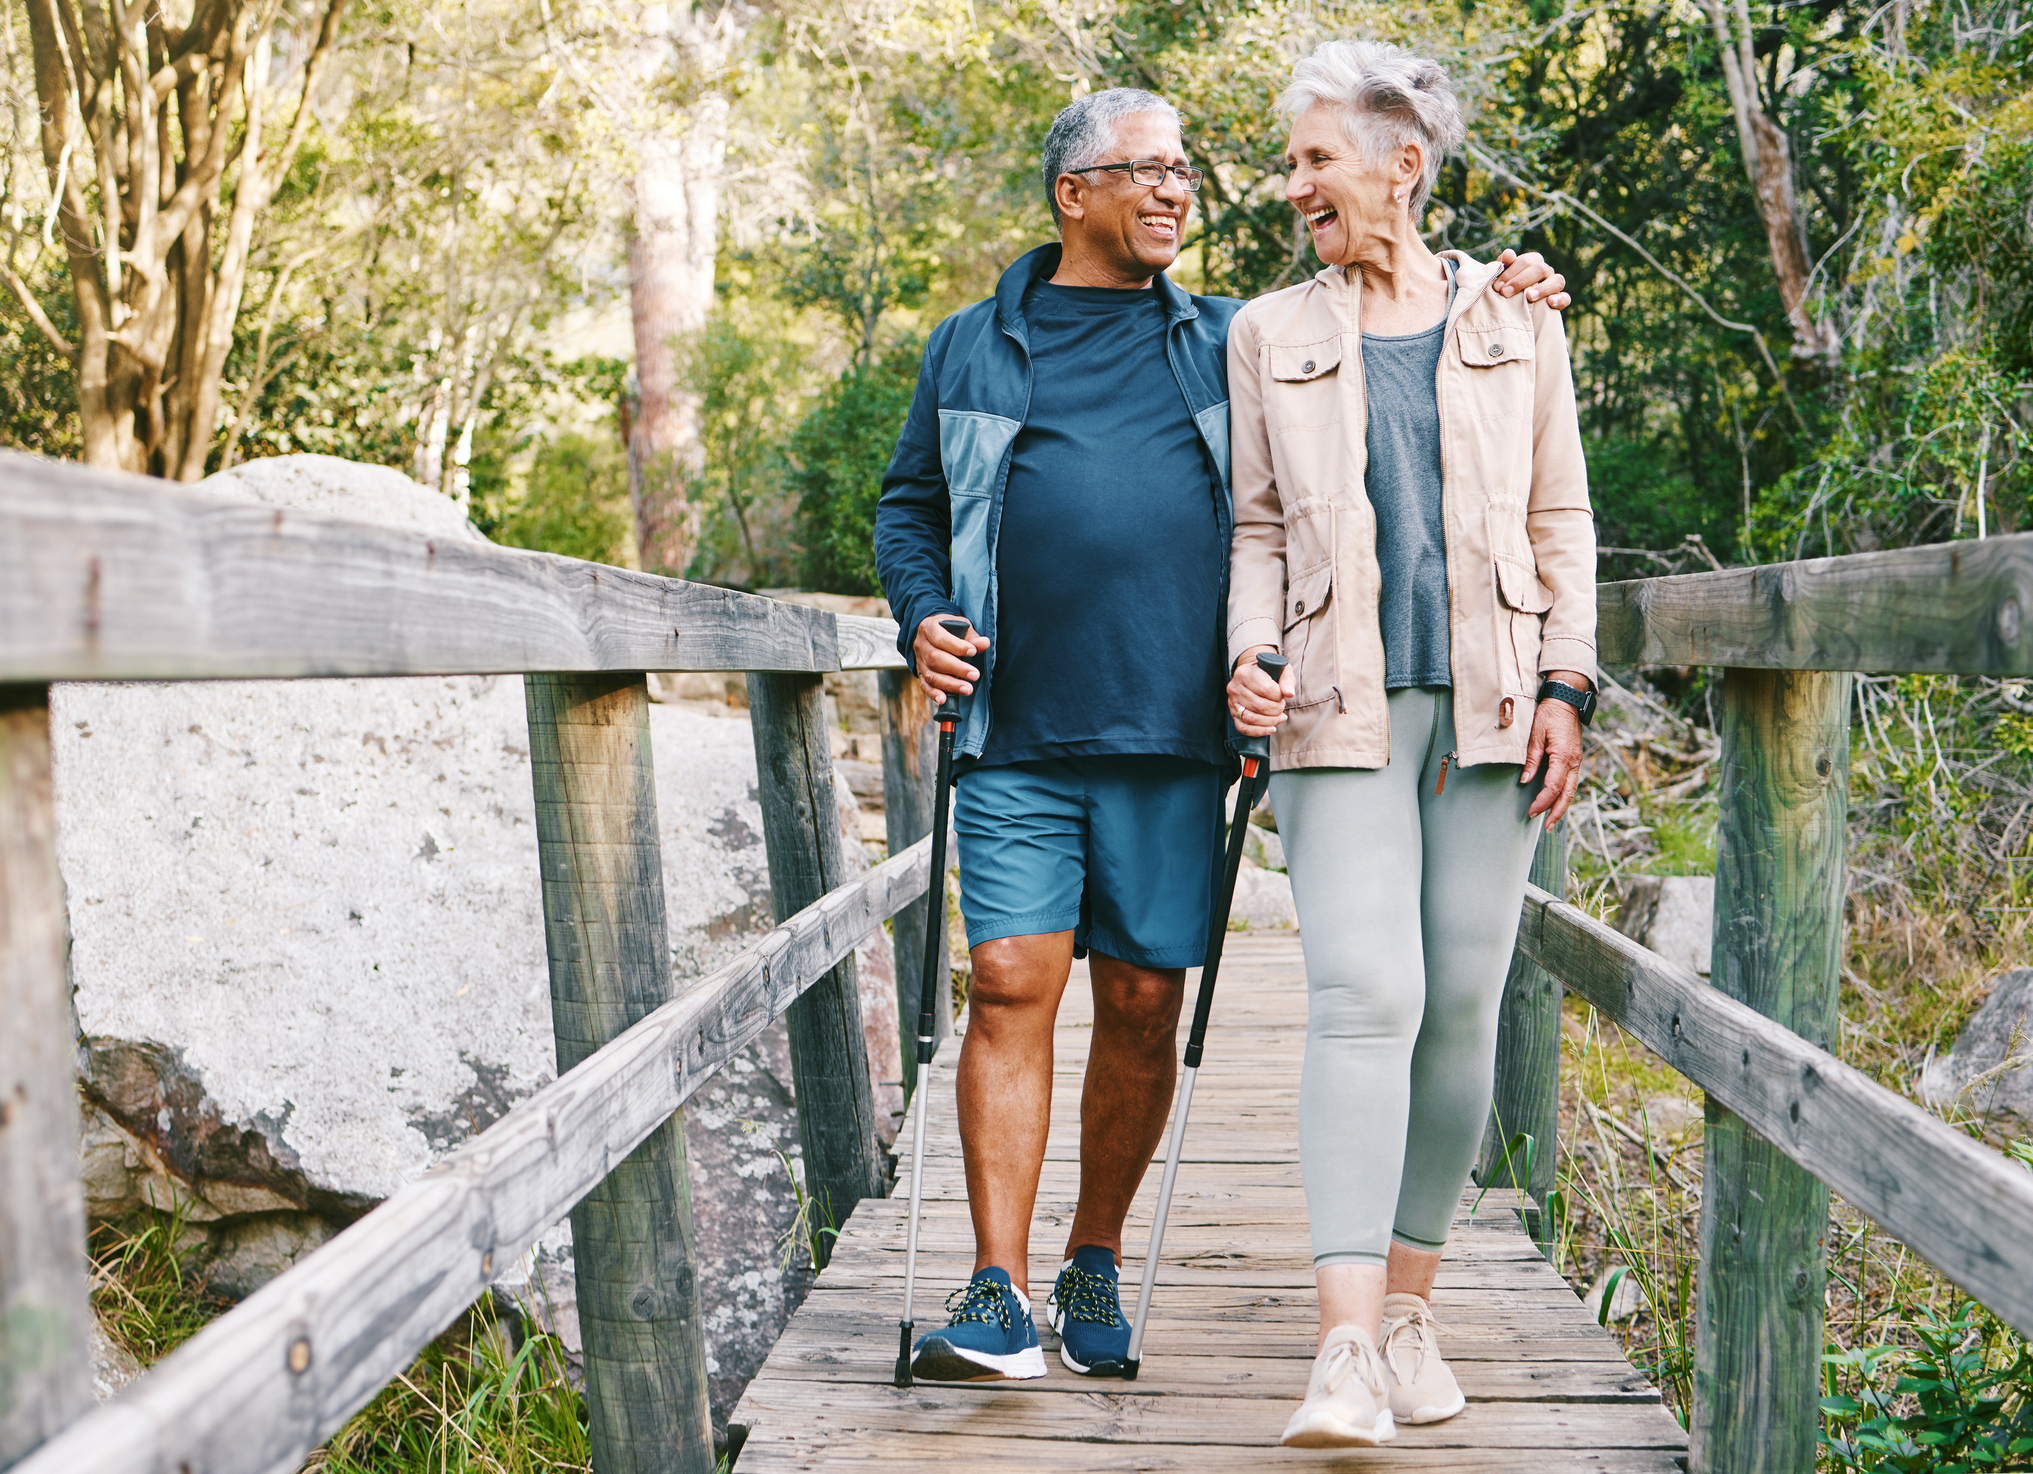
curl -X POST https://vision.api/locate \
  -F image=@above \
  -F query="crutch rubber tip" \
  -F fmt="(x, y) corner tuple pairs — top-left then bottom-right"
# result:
(895, 1322), (914, 1388)
(1122, 1358), (1140, 1381)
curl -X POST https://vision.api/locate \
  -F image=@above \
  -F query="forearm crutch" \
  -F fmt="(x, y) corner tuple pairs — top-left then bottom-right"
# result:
(1123, 650), (1288, 1380)
(895, 618), (973, 1390)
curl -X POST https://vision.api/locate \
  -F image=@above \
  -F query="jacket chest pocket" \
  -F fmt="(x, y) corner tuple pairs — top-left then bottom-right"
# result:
(1282, 499), (1339, 707)
(1265, 338), (1344, 435)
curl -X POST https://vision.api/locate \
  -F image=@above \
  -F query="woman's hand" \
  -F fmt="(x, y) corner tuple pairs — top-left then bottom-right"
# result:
(1521, 671), (1591, 827)
(1494, 249), (1571, 311)
(913, 614), (988, 707)
(1228, 644), (1294, 738)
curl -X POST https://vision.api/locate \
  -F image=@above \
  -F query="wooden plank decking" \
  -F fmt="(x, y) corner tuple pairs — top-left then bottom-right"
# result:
(730, 934), (1690, 1471)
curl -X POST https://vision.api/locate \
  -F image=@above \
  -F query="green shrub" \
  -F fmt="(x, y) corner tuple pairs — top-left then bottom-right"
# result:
(484, 431), (635, 568)
(786, 343), (921, 596)
(1822, 1301), (2033, 1471)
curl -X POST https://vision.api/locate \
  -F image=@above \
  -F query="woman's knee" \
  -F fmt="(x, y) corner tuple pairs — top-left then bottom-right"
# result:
(1307, 962), (1425, 1045)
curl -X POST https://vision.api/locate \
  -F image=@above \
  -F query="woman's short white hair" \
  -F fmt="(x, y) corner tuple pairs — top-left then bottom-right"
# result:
(1277, 40), (1466, 218)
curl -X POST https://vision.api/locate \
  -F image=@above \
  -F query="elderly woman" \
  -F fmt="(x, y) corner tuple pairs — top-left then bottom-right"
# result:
(1225, 40), (1597, 1449)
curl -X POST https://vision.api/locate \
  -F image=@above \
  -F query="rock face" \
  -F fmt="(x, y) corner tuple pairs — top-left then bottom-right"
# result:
(1921, 969), (2033, 1133)
(1612, 875), (1715, 976)
(1230, 865), (1298, 930)
(55, 454), (902, 1439)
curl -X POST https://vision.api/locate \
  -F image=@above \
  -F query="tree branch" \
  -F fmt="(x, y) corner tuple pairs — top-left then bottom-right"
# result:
(1467, 143), (1806, 432)
(3, 262), (79, 357)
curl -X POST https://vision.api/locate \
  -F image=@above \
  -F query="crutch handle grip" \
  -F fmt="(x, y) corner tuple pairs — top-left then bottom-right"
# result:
(936, 618), (975, 725)
(1236, 651), (1289, 765)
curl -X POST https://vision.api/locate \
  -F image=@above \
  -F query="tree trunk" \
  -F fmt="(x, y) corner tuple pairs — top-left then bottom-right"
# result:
(624, 13), (731, 578)
(19, 0), (346, 479)
(1698, 0), (1839, 366)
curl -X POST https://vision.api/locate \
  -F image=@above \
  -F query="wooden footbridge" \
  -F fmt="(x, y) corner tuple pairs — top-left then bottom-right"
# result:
(4, 450), (2033, 1474)
(731, 937), (1688, 1470)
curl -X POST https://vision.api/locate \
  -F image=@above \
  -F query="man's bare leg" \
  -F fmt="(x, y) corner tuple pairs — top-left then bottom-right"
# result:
(957, 930), (1077, 1297)
(1062, 953), (1186, 1264)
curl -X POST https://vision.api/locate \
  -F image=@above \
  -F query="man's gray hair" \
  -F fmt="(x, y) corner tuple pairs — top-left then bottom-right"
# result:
(1276, 40), (1466, 218)
(1040, 88), (1181, 224)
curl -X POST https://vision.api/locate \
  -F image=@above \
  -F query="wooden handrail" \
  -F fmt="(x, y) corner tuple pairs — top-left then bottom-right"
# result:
(1514, 884), (2033, 1338)
(1599, 532), (2033, 673)
(12, 833), (936, 1474)
(0, 452), (911, 680)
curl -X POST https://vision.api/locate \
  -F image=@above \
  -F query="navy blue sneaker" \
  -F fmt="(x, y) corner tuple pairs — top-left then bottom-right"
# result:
(909, 1267), (1047, 1382)
(1047, 1245), (1132, 1376)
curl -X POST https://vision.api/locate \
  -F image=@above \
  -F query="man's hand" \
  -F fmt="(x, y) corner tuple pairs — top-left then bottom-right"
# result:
(1522, 670), (1592, 827)
(1227, 644), (1293, 738)
(913, 614), (988, 707)
(1494, 248), (1571, 312)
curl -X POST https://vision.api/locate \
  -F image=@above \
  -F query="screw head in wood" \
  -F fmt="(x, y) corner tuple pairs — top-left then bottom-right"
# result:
(288, 1337), (312, 1375)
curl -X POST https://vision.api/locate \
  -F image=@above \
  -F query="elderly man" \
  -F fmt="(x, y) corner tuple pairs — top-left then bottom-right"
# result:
(873, 87), (1569, 1383)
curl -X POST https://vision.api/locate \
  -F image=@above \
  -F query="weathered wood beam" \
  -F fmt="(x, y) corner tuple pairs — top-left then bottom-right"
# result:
(1693, 670), (1849, 1472)
(10, 836), (935, 1474)
(0, 451), (838, 681)
(747, 673), (886, 1268)
(1481, 822), (1565, 1253)
(0, 686), (92, 1468)
(526, 673), (710, 1472)
(879, 669), (950, 1099)
(1513, 883), (2033, 1343)
(837, 615), (908, 672)
(1598, 532), (2033, 673)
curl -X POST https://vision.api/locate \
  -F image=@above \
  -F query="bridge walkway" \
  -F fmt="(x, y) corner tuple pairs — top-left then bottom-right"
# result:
(731, 933), (1690, 1471)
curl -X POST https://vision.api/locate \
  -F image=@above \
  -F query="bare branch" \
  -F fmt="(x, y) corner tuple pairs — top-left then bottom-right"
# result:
(1467, 143), (1808, 433)
(2, 260), (78, 355)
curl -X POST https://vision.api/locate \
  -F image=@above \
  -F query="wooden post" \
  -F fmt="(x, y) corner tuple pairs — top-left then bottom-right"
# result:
(747, 673), (884, 1268)
(879, 669), (949, 1099)
(1692, 668), (1849, 1474)
(525, 673), (712, 1474)
(0, 686), (91, 1469)
(1483, 821), (1566, 1252)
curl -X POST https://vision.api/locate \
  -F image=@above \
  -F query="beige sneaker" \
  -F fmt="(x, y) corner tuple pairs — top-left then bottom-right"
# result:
(1280, 1324), (1397, 1448)
(1380, 1292), (1466, 1424)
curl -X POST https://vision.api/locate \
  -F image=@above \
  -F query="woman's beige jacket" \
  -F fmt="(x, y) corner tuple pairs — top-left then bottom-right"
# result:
(1226, 253), (1597, 772)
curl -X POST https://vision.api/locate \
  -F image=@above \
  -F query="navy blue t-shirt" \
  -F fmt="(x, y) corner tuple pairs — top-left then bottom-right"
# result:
(972, 280), (1227, 769)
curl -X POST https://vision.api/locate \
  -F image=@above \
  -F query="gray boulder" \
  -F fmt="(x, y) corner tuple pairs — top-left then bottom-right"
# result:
(1230, 865), (1298, 930)
(1613, 875), (1714, 975)
(55, 454), (898, 1438)
(1920, 969), (2033, 1133)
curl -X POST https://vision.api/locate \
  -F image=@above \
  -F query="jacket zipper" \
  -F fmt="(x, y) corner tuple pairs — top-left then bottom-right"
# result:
(1435, 750), (1456, 795)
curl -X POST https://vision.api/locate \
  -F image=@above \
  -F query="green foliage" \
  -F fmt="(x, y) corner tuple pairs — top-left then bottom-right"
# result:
(480, 430), (635, 567)
(311, 1301), (590, 1473)
(0, 264), (80, 460)
(682, 305), (815, 589)
(786, 342), (922, 596)
(1822, 1303), (2033, 1472)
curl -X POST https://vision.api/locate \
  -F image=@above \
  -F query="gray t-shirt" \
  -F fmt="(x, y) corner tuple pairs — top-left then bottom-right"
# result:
(1361, 264), (1456, 689)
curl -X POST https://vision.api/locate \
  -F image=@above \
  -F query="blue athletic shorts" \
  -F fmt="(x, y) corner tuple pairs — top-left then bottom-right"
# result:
(952, 755), (1225, 968)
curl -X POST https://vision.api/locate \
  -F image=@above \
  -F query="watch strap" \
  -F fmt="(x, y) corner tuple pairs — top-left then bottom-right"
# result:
(1537, 679), (1596, 726)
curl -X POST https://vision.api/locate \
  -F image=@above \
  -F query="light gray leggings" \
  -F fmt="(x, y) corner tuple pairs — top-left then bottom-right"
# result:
(1269, 686), (1543, 1267)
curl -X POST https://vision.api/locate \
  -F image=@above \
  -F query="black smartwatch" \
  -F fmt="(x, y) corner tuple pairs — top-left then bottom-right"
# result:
(1537, 678), (1597, 727)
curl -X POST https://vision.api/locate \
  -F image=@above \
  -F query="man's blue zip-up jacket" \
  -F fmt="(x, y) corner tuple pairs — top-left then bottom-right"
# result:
(873, 243), (1245, 761)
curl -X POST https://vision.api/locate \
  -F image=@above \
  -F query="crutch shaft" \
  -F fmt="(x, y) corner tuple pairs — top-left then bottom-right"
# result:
(897, 624), (970, 1389)
(1124, 1064), (1197, 1375)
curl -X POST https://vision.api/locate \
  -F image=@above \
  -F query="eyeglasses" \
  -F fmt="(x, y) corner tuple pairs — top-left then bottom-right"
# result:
(1065, 159), (1203, 191)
